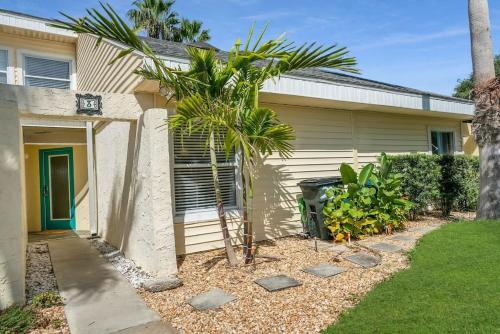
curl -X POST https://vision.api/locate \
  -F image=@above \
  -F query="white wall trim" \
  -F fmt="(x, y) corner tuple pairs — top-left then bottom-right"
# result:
(16, 48), (77, 90)
(0, 11), (76, 38)
(261, 74), (475, 116)
(20, 119), (86, 128)
(0, 44), (14, 84)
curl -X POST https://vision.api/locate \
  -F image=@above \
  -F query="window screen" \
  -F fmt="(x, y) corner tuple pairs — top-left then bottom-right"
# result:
(431, 131), (454, 155)
(173, 131), (237, 213)
(24, 56), (71, 89)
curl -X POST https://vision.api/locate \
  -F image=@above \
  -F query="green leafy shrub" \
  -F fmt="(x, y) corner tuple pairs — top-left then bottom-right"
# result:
(323, 153), (412, 240)
(448, 155), (479, 212)
(31, 291), (62, 309)
(0, 306), (33, 334)
(388, 154), (441, 217)
(389, 154), (479, 216)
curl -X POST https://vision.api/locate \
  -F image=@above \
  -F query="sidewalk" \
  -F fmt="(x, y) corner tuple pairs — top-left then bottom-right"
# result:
(48, 237), (176, 334)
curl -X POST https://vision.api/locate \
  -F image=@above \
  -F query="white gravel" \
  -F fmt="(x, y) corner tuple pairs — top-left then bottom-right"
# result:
(25, 243), (58, 301)
(90, 238), (153, 288)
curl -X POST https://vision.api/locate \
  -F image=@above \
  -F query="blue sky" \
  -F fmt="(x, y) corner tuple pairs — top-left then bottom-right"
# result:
(2, 0), (499, 96)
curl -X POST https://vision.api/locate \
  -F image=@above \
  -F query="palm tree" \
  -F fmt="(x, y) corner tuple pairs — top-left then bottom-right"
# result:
(53, 4), (359, 265)
(468, 0), (499, 219)
(127, 0), (179, 40)
(175, 18), (210, 43)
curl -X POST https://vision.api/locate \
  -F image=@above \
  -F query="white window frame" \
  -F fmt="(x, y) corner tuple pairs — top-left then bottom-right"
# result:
(428, 127), (458, 155)
(0, 45), (14, 84)
(169, 127), (242, 224)
(17, 49), (76, 90)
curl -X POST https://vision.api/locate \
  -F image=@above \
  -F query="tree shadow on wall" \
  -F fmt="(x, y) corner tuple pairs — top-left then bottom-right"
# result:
(251, 159), (299, 241)
(100, 115), (144, 259)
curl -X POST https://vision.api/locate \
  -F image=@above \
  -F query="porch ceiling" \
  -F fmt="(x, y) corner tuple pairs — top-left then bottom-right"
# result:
(23, 126), (86, 145)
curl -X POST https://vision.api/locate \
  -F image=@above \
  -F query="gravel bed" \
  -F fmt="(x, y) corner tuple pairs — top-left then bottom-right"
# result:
(26, 242), (69, 333)
(139, 216), (450, 333)
(90, 239), (153, 288)
(25, 243), (58, 301)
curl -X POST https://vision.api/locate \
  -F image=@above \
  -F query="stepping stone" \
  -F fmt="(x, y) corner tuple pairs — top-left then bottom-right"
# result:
(255, 275), (301, 292)
(408, 226), (437, 234)
(309, 240), (348, 254)
(368, 242), (403, 253)
(345, 253), (380, 268)
(302, 263), (347, 278)
(187, 288), (236, 311)
(390, 235), (417, 242)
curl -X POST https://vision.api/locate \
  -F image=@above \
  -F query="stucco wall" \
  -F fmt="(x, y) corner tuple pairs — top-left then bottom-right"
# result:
(24, 144), (89, 232)
(174, 104), (464, 254)
(94, 106), (177, 276)
(0, 92), (26, 307)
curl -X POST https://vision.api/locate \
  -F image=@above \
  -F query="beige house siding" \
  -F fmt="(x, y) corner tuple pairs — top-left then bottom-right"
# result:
(354, 111), (463, 165)
(462, 123), (479, 156)
(77, 34), (143, 93)
(0, 31), (75, 86)
(24, 145), (89, 232)
(174, 104), (464, 255)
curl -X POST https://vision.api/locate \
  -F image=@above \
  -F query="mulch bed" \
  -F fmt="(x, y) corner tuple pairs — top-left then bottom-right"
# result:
(140, 214), (461, 333)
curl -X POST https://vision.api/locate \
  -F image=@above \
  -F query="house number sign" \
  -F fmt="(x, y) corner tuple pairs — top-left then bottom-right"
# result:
(76, 94), (103, 115)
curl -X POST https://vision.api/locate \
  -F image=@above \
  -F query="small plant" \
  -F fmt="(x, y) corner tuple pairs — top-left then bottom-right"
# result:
(0, 306), (33, 334)
(31, 291), (62, 309)
(323, 153), (412, 240)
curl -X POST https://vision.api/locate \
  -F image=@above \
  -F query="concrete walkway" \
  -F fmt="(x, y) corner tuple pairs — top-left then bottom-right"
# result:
(48, 238), (176, 334)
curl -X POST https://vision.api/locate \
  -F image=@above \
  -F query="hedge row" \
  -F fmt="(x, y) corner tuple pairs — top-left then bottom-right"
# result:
(387, 154), (479, 217)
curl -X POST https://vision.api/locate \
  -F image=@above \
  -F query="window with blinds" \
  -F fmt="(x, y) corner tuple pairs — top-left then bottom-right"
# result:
(0, 50), (8, 84)
(173, 131), (237, 213)
(24, 56), (71, 89)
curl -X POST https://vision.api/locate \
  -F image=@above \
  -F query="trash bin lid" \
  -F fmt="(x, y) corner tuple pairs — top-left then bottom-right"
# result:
(298, 177), (342, 188)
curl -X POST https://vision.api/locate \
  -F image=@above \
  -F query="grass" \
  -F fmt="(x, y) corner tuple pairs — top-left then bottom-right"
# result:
(324, 220), (500, 334)
(0, 306), (34, 334)
(0, 291), (64, 333)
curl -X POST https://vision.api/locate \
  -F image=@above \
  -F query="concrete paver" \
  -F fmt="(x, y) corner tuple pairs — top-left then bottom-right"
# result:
(254, 275), (302, 292)
(345, 253), (380, 268)
(303, 263), (346, 278)
(187, 288), (236, 311)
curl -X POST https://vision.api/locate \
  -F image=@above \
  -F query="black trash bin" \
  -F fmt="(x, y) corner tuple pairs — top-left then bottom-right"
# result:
(298, 177), (342, 240)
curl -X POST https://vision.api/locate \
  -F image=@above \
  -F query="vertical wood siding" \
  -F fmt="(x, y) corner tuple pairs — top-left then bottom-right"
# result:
(77, 34), (143, 93)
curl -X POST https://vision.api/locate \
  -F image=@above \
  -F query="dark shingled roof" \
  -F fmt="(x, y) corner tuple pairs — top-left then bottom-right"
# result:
(140, 36), (471, 103)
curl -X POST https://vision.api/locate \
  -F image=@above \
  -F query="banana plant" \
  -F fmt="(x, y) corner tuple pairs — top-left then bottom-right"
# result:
(323, 154), (412, 241)
(340, 162), (374, 195)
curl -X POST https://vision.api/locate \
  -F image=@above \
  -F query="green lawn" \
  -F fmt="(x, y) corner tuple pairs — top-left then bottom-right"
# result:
(324, 220), (500, 334)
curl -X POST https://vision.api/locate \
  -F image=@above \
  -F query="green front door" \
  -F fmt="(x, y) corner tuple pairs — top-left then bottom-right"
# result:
(39, 147), (76, 230)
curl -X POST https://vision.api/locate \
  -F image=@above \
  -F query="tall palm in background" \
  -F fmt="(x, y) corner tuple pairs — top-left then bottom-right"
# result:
(468, 0), (500, 219)
(127, 0), (179, 40)
(128, 0), (211, 42)
(53, 4), (358, 265)
(174, 19), (210, 43)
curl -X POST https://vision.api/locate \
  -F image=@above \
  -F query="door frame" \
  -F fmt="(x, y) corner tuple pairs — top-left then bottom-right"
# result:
(39, 147), (76, 230)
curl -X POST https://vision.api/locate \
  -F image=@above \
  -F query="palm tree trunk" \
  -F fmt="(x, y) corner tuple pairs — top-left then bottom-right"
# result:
(468, 0), (499, 219)
(240, 152), (249, 257)
(209, 132), (238, 266)
(244, 175), (254, 264)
